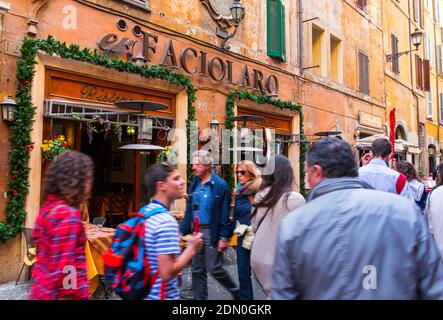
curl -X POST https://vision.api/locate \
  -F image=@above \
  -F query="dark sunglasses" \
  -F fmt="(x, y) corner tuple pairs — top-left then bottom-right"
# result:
(236, 170), (247, 176)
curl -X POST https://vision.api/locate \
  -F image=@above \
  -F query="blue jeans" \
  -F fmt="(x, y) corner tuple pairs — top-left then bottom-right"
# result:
(236, 236), (253, 300)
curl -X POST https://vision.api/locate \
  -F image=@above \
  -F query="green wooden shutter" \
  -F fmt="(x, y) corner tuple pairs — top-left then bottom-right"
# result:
(282, 4), (286, 61)
(267, 0), (285, 61)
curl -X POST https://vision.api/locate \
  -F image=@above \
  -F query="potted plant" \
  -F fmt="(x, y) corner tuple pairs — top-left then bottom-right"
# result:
(156, 146), (178, 165)
(41, 135), (69, 174)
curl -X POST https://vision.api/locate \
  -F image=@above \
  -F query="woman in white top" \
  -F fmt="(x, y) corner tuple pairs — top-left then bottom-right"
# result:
(427, 163), (443, 257)
(396, 161), (428, 212)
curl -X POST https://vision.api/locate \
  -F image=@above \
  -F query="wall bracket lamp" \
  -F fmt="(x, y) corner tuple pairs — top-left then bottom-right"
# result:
(201, 0), (245, 51)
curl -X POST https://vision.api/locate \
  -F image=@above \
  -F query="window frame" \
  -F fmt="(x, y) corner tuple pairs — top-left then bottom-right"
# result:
(267, 0), (286, 61)
(358, 50), (370, 95)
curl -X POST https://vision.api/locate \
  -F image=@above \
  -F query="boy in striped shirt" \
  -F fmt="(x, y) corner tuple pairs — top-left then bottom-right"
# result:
(141, 164), (202, 300)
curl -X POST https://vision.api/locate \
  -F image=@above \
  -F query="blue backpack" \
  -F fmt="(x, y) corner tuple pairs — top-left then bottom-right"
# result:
(102, 206), (166, 300)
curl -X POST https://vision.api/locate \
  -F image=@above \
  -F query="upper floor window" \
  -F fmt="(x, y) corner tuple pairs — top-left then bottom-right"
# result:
(413, 0), (424, 28)
(416, 54), (431, 91)
(357, 0), (368, 12)
(122, 0), (151, 10)
(358, 51), (370, 95)
(267, 0), (286, 61)
(391, 34), (400, 74)
(330, 35), (343, 82)
(311, 25), (325, 76)
(424, 33), (436, 69)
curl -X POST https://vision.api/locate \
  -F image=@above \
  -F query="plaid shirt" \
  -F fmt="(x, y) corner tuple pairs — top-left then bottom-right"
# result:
(29, 196), (89, 300)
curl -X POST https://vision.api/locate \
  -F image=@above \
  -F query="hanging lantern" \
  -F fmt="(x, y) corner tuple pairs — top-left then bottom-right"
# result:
(127, 125), (135, 136)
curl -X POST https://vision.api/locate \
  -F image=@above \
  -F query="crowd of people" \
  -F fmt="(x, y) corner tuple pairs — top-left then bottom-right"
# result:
(28, 137), (443, 300)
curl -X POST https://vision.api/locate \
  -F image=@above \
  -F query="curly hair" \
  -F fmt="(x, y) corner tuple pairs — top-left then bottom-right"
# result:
(42, 151), (94, 207)
(396, 161), (419, 181)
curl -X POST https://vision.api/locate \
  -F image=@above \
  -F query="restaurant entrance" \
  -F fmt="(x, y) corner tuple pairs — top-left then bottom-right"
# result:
(42, 69), (177, 227)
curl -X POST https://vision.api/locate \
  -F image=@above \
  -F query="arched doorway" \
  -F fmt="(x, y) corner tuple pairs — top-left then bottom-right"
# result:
(395, 125), (406, 140)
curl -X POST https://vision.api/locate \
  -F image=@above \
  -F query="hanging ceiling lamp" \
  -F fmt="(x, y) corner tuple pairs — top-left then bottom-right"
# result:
(115, 100), (167, 151)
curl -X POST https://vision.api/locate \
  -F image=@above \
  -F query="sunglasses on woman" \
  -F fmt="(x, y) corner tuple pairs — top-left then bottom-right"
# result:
(236, 170), (247, 176)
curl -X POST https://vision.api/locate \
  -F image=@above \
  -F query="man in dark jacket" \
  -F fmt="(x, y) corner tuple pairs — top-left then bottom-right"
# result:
(180, 150), (239, 300)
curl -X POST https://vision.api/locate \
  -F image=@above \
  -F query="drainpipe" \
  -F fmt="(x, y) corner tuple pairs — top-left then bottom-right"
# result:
(433, 0), (441, 161)
(407, 0), (422, 172)
(298, 0), (303, 73)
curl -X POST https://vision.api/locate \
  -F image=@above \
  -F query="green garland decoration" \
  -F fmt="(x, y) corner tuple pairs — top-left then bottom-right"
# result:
(225, 89), (306, 196)
(1, 36), (197, 243)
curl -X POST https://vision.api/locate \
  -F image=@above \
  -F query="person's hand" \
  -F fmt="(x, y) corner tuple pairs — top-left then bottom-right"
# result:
(361, 152), (373, 166)
(188, 233), (203, 253)
(217, 239), (229, 252)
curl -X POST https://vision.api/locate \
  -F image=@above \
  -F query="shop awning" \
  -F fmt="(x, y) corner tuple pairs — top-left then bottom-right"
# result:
(355, 134), (421, 154)
(44, 99), (174, 129)
(355, 124), (385, 136)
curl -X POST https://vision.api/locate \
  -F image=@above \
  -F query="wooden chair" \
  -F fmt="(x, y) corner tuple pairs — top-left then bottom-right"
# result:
(16, 228), (37, 285)
(105, 194), (130, 228)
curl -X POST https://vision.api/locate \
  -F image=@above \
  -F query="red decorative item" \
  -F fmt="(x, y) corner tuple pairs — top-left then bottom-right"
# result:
(26, 143), (34, 153)
(193, 216), (200, 234)
(389, 108), (396, 160)
(12, 190), (18, 196)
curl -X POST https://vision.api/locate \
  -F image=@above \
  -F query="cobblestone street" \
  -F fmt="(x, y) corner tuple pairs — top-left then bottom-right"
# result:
(0, 248), (266, 300)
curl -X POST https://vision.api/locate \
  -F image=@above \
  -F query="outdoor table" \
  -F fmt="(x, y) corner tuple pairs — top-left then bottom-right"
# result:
(83, 223), (115, 295)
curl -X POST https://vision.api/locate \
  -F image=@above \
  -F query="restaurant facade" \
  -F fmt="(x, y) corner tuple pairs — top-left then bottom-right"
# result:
(0, 0), (303, 283)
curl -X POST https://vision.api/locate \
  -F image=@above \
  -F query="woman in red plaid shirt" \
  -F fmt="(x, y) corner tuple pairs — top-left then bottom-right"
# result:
(29, 151), (94, 300)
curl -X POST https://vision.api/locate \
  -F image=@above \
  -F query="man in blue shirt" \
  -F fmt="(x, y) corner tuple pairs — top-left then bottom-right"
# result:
(359, 137), (414, 201)
(181, 150), (239, 300)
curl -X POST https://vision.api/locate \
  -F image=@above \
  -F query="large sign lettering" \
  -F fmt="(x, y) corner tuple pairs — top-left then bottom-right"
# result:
(98, 31), (279, 95)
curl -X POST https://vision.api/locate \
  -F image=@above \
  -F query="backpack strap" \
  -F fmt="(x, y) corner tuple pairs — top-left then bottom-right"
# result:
(143, 206), (168, 219)
(160, 279), (166, 300)
(396, 173), (407, 195)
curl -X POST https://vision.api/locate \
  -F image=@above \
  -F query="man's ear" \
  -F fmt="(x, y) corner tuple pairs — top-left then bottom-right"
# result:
(312, 164), (324, 180)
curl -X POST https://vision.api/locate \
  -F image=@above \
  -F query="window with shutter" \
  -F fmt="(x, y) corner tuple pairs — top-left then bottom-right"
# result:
(437, 45), (443, 74)
(267, 0), (286, 61)
(123, 0), (149, 8)
(357, 0), (367, 11)
(413, 0), (419, 22)
(439, 93), (443, 124)
(358, 51), (370, 95)
(424, 33), (429, 60)
(423, 59), (431, 91)
(416, 55), (423, 89)
(420, 0), (425, 28)
(391, 34), (400, 74)
(430, 37), (435, 68)
(426, 90), (433, 118)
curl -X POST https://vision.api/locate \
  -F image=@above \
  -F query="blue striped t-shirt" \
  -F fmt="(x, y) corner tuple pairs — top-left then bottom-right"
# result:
(141, 202), (181, 300)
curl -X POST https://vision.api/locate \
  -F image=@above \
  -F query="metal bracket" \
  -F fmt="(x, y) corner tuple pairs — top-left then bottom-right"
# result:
(302, 65), (320, 71)
(44, 99), (174, 130)
(302, 17), (319, 23)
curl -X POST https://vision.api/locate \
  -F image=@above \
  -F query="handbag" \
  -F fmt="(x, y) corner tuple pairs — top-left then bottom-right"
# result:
(234, 207), (267, 251)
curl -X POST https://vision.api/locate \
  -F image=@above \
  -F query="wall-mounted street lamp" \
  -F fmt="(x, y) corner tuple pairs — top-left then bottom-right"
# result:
(386, 28), (423, 63)
(201, 0), (245, 51)
(220, 0), (245, 50)
(210, 117), (220, 136)
(0, 95), (17, 123)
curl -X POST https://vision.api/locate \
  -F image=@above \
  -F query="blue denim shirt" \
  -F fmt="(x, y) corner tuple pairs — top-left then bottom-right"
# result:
(192, 181), (213, 225)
